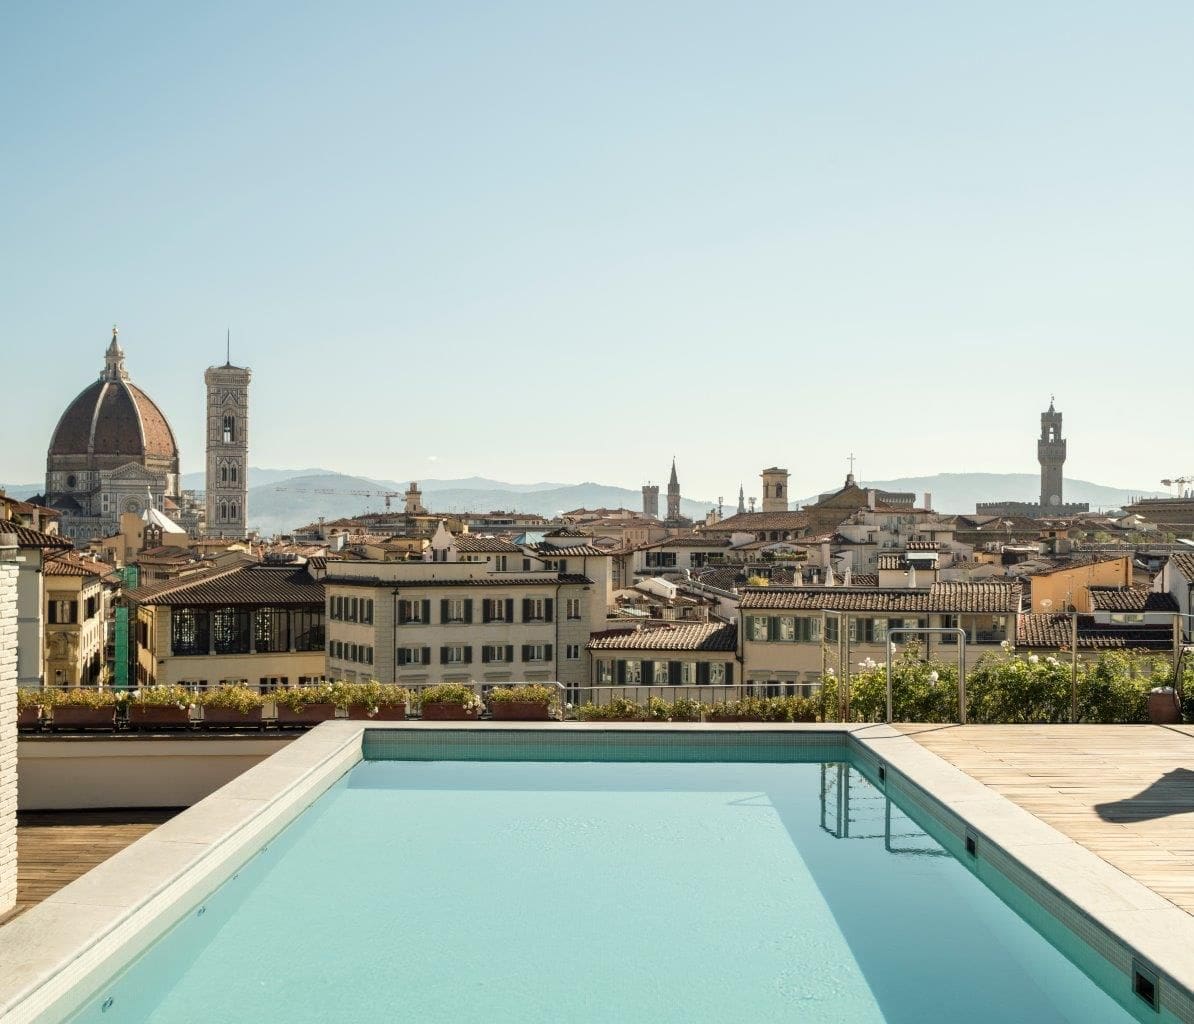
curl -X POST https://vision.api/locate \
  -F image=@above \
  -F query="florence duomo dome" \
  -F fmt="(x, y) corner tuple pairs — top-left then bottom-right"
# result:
(42, 327), (181, 541)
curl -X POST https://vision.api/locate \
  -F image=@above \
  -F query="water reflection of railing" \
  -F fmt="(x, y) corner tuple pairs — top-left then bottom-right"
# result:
(819, 762), (948, 858)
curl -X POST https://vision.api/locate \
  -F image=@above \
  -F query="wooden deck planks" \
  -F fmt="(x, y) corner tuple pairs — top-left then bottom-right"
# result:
(902, 724), (1194, 914)
(0, 809), (179, 925)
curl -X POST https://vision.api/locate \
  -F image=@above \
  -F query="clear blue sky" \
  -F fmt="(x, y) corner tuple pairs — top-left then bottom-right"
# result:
(2, 2), (1191, 501)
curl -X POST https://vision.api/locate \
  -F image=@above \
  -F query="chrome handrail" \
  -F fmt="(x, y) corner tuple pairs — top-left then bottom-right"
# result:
(884, 627), (968, 725)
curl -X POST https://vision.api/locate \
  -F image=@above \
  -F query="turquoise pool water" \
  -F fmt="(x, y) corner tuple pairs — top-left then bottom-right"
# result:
(71, 755), (1153, 1023)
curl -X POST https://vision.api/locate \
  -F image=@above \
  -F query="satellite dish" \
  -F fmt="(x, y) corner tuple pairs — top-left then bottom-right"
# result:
(1041, 598), (1053, 610)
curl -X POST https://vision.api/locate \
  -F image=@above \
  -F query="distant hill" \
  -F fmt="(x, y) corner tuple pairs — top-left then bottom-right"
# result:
(248, 473), (713, 535)
(797, 473), (1165, 514)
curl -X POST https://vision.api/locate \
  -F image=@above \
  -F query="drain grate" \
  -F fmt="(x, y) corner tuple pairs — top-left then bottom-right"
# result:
(1133, 960), (1159, 1012)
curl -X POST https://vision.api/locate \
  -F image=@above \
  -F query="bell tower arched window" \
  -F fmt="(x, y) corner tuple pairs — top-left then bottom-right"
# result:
(223, 415), (236, 443)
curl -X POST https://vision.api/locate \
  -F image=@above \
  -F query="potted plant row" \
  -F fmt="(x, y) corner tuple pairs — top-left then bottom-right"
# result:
(338, 681), (409, 721)
(273, 682), (338, 726)
(17, 689), (45, 730)
(47, 687), (124, 731)
(418, 683), (483, 721)
(195, 686), (265, 728)
(486, 684), (558, 721)
(128, 685), (195, 729)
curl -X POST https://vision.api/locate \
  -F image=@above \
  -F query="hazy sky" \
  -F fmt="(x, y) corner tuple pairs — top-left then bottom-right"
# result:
(2, 2), (1191, 501)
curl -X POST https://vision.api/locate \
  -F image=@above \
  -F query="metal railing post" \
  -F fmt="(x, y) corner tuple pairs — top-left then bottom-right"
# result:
(884, 627), (968, 725)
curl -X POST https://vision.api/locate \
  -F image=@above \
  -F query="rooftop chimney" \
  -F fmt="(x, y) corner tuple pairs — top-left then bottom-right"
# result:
(923, 492), (932, 510)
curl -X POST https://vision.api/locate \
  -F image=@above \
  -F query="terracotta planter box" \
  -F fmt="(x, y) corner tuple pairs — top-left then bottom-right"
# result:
(201, 706), (264, 727)
(129, 704), (191, 729)
(1149, 689), (1181, 725)
(52, 706), (117, 730)
(276, 703), (337, 726)
(346, 704), (406, 721)
(17, 706), (41, 730)
(420, 703), (479, 721)
(489, 701), (552, 721)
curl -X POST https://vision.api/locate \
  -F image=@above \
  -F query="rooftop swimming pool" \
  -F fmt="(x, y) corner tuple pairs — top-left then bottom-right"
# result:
(60, 731), (1164, 1023)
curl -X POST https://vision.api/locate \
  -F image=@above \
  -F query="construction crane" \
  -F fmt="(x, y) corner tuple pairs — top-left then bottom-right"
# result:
(274, 485), (403, 510)
(1161, 477), (1193, 497)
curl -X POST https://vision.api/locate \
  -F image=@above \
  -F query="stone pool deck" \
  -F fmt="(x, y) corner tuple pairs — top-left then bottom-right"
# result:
(0, 810), (180, 926)
(900, 724), (1194, 915)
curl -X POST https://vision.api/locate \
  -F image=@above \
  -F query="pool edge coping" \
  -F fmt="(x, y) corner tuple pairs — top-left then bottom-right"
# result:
(2, 720), (1192, 1022)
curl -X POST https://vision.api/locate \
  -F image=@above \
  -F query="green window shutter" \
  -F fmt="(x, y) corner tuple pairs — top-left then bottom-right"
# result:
(724, 662), (734, 684)
(522, 644), (531, 662)
(440, 599), (450, 623)
(421, 646), (431, 666)
(482, 646), (491, 663)
(464, 599), (473, 624)
(464, 646), (472, 664)
(544, 644), (552, 662)
(544, 598), (554, 623)
(696, 662), (710, 684)
(669, 661), (682, 682)
(506, 645), (514, 662)
(421, 600), (430, 624)
(522, 598), (532, 622)
(616, 660), (627, 684)
(440, 646), (449, 664)
(505, 598), (514, 622)
(768, 617), (779, 642)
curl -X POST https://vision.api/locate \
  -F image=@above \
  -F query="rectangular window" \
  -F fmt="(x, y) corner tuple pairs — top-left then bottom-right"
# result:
(778, 616), (796, 641)
(565, 643), (580, 660)
(495, 555), (508, 571)
(522, 644), (553, 663)
(293, 609), (325, 652)
(482, 644), (514, 663)
(398, 599), (429, 624)
(709, 662), (726, 685)
(253, 608), (290, 654)
(523, 597), (553, 622)
(171, 608), (210, 656)
(443, 598), (471, 623)
(824, 617), (839, 643)
(362, 599), (374, 625)
(212, 609), (251, 654)
(397, 646), (428, 667)
(680, 662), (696, 685)
(441, 645), (472, 664)
(566, 598), (581, 620)
(597, 660), (613, 683)
(749, 616), (770, 642)
(623, 659), (642, 683)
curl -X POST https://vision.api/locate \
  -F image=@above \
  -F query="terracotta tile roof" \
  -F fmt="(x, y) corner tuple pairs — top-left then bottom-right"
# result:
(1, 524), (73, 550)
(1088, 587), (1179, 612)
(587, 622), (738, 652)
(740, 581), (1022, 613)
(1168, 553), (1194, 580)
(128, 564), (322, 607)
(705, 511), (811, 533)
(44, 552), (114, 577)
(527, 544), (608, 557)
(877, 554), (908, 570)
(643, 535), (731, 549)
(1018, 613), (1175, 651)
(454, 535), (522, 553)
(544, 527), (589, 538)
(905, 541), (940, 551)
(322, 572), (595, 589)
(1028, 556), (1126, 577)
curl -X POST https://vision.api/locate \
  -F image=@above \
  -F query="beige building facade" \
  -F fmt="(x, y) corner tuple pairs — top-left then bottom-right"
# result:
(127, 563), (325, 688)
(321, 558), (607, 690)
(43, 553), (113, 687)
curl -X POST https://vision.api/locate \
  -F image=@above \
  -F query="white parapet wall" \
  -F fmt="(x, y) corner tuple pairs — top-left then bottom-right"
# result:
(0, 533), (19, 913)
(17, 736), (294, 810)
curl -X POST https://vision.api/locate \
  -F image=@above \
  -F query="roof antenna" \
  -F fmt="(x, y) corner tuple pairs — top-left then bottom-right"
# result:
(226, 328), (231, 366)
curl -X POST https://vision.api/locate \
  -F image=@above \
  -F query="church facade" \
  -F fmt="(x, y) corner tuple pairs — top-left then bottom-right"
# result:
(42, 330), (181, 542)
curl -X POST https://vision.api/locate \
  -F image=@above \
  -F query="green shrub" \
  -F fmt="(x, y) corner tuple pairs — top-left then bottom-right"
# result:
(334, 680), (408, 708)
(17, 689), (46, 710)
(487, 684), (557, 705)
(646, 696), (703, 721)
(47, 688), (126, 708)
(129, 685), (193, 708)
(419, 684), (483, 711)
(850, 649), (959, 723)
(273, 682), (338, 712)
(575, 695), (644, 720)
(194, 686), (264, 714)
(706, 695), (819, 722)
